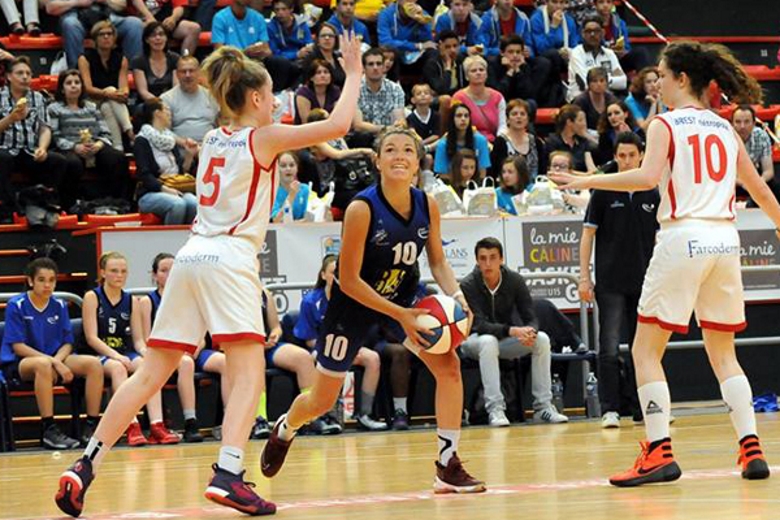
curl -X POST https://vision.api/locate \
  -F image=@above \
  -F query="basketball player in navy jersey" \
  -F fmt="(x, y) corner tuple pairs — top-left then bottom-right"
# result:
(82, 252), (180, 447)
(262, 127), (486, 494)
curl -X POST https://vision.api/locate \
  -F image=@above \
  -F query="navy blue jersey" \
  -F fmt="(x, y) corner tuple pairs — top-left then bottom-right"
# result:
(148, 289), (162, 324)
(94, 286), (132, 352)
(343, 184), (430, 303)
(314, 185), (430, 374)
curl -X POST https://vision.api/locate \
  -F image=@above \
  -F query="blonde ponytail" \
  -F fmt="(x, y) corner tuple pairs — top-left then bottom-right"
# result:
(201, 46), (270, 118)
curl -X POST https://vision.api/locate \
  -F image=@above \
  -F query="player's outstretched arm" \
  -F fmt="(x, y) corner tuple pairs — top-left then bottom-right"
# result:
(550, 119), (668, 192)
(256, 32), (363, 158)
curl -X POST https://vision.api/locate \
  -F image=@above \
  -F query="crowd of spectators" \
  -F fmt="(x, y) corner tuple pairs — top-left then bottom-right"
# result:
(0, 0), (776, 223)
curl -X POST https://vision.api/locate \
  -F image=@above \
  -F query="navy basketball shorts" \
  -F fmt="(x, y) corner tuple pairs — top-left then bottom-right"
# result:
(314, 286), (409, 377)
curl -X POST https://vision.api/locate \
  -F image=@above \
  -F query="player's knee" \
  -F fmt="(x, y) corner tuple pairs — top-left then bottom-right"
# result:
(85, 356), (103, 375)
(179, 355), (195, 375)
(33, 358), (55, 378)
(431, 352), (461, 380)
(362, 349), (380, 371)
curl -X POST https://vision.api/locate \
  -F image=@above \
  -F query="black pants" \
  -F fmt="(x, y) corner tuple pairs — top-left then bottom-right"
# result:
(0, 149), (67, 214)
(533, 298), (583, 352)
(539, 49), (567, 107)
(263, 55), (300, 92)
(63, 146), (129, 207)
(595, 290), (640, 414)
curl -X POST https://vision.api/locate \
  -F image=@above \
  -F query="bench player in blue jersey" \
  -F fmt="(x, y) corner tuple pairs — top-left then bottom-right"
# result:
(262, 127), (487, 494)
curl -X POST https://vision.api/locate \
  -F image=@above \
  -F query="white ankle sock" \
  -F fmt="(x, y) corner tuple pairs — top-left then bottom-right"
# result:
(218, 446), (244, 475)
(83, 437), (110, 469)
(638, 381), (671, 443)
(437, 429), (460, 465)
(277, 414), (297, 442)
(720, 374), (757, 441)
(393, 398), (407, 413)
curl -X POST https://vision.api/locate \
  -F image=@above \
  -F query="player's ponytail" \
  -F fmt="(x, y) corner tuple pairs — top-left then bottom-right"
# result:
(661, 41), (763, 105)
(704, 44), (763, 105)
(201, 46), (270, 118)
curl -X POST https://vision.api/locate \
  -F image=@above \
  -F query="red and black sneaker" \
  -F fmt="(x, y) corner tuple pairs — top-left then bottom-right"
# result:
(204, 464), (276, 516)
(55, 456), (95, 518)
(610, 438), (682, 487)
(260, 415), (295, 478)
(433, 453), (487, 494)
(738, 434), (770, 480)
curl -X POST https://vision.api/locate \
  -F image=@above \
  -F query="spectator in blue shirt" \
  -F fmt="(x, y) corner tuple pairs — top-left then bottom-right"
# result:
(434, 0), (483, 56)
(211, 0), (299, 91)
(530, 0), (579, 105)
(377, 0), (436, 72)
(268, 0), (314, 62)
(294, 254), (388, 431)
(478, 0), (532, 58)
(434, 103), (491, 178)
(0, 258), (104, 450)
(327, 0), (372, 47)
(271, 151), (310, 222)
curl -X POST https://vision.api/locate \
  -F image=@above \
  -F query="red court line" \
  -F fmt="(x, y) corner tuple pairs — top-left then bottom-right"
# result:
(23, 465), (779, 520)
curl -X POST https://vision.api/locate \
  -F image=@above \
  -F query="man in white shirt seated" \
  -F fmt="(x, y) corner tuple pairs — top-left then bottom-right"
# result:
(566, 14), (626, 102)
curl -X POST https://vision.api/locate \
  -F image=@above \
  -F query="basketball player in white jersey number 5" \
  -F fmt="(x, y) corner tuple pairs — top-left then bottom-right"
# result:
(551, 41), (780, 487)
(55, 34), (365, 518)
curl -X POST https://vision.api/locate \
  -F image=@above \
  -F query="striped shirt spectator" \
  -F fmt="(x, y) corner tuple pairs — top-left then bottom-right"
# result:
(47, 101), (113, 151)
(0, 87), (49, 155)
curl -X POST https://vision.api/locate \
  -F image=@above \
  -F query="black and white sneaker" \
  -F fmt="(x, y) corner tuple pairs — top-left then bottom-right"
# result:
(319, 414), (343, 435)
(43, 424), (80, 450)
(250, 416), (271, 440)
(356, 414), (388, 431)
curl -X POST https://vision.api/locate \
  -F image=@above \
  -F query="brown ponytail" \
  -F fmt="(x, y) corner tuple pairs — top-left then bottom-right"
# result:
(661, 41), (763, 105)
(201, 46), (270, 118)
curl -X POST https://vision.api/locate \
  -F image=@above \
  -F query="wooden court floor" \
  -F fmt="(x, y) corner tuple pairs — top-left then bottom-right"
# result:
(1, 412), (779, 520)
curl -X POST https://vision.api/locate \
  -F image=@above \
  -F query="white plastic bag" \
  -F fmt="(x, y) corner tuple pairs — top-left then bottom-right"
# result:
(426, 178), (463, 217)
(462, 178), (497, 217)
(520, 175), (566, 216)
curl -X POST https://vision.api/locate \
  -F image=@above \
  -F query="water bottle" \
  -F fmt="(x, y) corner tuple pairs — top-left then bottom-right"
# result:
(551, 374), (565, 413)
(281, 199), (293, 223)
(586, 372), (601, 418)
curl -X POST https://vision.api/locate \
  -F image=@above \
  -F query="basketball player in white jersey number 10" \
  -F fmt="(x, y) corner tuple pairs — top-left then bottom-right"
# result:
(551, 41), (780, 488)
(55, 33), (365, 518)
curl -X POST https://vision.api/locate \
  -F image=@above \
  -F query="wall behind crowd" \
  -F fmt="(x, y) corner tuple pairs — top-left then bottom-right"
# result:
(626, 0), (780, 36)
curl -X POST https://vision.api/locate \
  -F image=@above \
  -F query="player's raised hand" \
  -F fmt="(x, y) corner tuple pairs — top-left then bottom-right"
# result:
(339, 32), (364, 79)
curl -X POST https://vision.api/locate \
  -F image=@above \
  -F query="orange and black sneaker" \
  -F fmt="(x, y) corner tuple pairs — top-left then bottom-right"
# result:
(610, 438), (682, 488)
(738, 434), (770, 480)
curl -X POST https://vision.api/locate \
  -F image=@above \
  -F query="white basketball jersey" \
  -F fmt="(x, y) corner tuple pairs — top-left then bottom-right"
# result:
(191, 127), (278, 250)
(655, 108), (739, 223)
